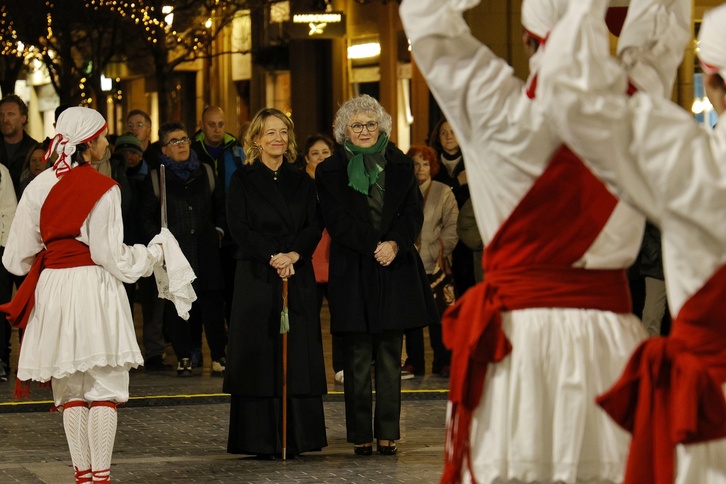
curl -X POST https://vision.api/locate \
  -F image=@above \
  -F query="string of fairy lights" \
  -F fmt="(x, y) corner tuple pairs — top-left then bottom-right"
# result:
(1, 1), (229, 101)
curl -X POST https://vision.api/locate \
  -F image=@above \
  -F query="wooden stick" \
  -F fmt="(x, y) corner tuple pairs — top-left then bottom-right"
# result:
(281, 278), (288, 461)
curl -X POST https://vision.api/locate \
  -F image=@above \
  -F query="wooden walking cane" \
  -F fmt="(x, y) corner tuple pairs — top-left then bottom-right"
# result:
(280, 278), (290, 460)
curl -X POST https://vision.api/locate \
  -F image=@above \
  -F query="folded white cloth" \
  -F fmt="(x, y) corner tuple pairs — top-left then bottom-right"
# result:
(148, 228), (197, 320)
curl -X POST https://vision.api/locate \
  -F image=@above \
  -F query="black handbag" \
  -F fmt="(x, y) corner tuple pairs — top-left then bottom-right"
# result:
(429, 239), (456, 319)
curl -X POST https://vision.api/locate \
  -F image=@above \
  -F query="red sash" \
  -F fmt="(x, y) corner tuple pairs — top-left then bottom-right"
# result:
(0, 165), (116, 396)
(597, 264), (726, 484)
(441, 146), (633, 483)
(0, 164), (116, 328)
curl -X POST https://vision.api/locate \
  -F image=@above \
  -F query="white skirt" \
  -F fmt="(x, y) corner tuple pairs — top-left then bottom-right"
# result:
(17, 266), (143, 382)
(463, 307), (646, 484)
(676, 384), (726, 484)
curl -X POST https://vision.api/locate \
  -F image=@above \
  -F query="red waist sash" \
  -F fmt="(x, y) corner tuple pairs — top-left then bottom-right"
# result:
(0, 239), (95, 329)
(441, 265), (631, 483)
(597, 265), (726, 484)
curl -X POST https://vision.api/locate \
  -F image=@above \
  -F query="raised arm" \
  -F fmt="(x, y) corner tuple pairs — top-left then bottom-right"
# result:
(617, 0), (690, 97)
(538, 0), (726, 247)
(400, 0), (525, 146)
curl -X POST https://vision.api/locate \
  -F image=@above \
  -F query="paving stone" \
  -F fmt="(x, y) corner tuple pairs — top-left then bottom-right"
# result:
(0, 399), (447, 483)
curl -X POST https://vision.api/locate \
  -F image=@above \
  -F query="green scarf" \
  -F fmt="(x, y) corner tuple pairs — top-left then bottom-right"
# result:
(345, 133), (389, 195)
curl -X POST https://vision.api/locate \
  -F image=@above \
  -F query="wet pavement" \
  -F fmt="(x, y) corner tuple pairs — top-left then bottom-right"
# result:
(0, 370), (450, 483)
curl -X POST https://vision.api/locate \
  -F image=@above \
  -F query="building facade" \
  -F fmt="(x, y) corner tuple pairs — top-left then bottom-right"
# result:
(9, 0), (718, 149)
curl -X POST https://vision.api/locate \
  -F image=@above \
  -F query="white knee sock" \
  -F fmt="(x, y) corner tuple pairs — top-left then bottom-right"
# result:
(62, 400), (92, 483)
(88, 402), (117, 482)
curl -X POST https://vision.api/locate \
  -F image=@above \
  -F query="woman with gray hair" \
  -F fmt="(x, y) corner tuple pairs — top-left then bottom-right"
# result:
(315, 94), (437, 456)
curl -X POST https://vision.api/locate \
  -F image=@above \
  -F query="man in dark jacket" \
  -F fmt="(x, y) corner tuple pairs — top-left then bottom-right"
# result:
(126, 109), (163, 169)
(191, 106), (244, 357)
(191, 106), (244, 193)
(138, 122), (227, 377)
(0, 94), (38, 196)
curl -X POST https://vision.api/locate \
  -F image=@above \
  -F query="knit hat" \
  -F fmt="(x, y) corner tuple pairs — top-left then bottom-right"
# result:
(115, 133), (143, 156)
(698, 3), (726, 82)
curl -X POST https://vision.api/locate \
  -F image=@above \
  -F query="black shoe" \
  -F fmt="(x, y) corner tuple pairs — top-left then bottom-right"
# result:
(0, 361), (7, 382)
(254, 454), (276, 461)
(145, 355), (173, 372)
(377, 441), (397, 456)
(177, 358), (193, 377)
(190, 348), (203, 368)
(353, 444), (373, 456)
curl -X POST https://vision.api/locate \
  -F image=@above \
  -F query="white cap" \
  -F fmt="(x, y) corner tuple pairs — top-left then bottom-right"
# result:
(698, 3), (726, 82)
(521, 0), (569, 40)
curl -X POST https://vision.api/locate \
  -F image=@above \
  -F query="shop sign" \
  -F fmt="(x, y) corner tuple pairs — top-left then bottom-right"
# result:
(287, 12), (346, 39)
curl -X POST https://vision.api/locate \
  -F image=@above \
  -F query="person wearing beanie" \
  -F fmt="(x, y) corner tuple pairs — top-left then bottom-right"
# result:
(400, 0), (690, 482)
(114, 132), (144, 157)
(0, 106), (191, 484)
(538, 2), (726, 483)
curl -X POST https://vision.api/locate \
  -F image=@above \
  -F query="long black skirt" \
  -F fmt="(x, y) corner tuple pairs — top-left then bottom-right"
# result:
(227, 395), (327, 456)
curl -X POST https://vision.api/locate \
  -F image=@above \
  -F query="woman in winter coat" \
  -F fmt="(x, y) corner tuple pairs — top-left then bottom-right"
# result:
(315, 94), (438, 456)
(223, 108), (327, 459)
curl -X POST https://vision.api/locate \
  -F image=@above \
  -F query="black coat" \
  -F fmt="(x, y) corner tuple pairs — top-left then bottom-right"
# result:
(137, 161), (226, 290)
(433, 153), (469, 208)
(315, 143), (438, 335)
(123, 157), (150, 245)
(223, 161), (326, 397)
(191, 132), (244, 248)
(0, 131), (38, 196)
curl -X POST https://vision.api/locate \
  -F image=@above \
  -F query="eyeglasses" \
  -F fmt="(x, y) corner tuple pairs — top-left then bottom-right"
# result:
(349, 121), (379, 134)
(127, 122), (148, 129)
(164, 137), (191, 147)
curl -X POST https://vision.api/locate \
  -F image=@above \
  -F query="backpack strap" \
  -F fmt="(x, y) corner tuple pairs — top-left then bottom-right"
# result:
(203, 163), (215, 193)
(150, 169), (160, 198)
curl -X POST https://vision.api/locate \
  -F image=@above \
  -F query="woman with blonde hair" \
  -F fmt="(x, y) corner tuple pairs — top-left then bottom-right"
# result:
(223, 108), (327, 459)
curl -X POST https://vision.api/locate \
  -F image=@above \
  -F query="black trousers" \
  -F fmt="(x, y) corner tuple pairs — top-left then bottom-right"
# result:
(341, 330), (402, 444)
(165, 290), (227, 362)
(192, 244), (237, 350)
(316, 284), (343, 372)
(404, 323), (451, 372)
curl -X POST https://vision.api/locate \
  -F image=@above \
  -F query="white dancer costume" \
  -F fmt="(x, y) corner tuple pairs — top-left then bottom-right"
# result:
(1, 107), (192, 484)
(539, 2), (726, 483)
(400, 0), (688, 482)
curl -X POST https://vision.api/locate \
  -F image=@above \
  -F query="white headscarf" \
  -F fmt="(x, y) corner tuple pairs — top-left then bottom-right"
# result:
(521, 0), (569, 41)
(698, 4), (726, 82)
(522, 0), (631, 41)
(46, 107), (107, 177)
